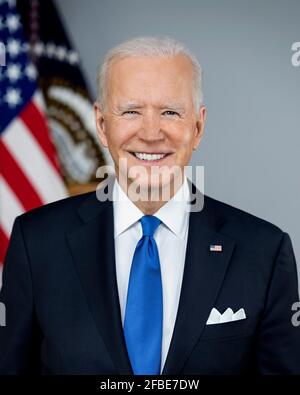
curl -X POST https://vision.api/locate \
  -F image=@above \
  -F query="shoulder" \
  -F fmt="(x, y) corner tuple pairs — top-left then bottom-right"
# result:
(199, 195), (296, 280)
(17, 176), (116, 231)
(202, 194), (286, 251)
(17, 191), (99, 232)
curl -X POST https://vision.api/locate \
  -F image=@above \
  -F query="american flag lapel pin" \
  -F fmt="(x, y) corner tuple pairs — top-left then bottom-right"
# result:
(210, 244), (223, 252)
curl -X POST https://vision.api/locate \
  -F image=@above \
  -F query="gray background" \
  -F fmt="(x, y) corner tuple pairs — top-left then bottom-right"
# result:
(55, 0), (300, 271)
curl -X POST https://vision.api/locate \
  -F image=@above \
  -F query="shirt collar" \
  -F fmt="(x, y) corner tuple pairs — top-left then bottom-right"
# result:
(113, 178), (144, 238)
(113, 176), (190, 239)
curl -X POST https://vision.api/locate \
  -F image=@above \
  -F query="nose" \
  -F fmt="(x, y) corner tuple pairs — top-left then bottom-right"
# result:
(138, 111), (164, 142)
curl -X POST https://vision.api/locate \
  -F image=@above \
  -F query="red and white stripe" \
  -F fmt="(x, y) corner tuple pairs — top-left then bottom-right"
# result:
(0, 92), (67, 287)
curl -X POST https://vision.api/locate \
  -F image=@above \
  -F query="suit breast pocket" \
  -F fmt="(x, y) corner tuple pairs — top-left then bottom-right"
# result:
(200, 317), (257, 341)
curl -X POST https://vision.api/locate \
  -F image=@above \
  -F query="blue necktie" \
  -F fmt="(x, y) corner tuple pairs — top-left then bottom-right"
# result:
(124, 215), (163, 375)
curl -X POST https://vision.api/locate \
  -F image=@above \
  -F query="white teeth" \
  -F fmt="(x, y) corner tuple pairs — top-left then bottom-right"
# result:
(134, 152), (166, 161)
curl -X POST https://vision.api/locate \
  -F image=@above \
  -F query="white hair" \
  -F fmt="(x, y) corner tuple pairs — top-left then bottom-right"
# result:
(97, 36), (203, 112)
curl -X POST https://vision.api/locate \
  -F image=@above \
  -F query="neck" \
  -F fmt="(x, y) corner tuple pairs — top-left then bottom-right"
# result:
(134, 199), (167, 215)
(117, 175), (185, 215)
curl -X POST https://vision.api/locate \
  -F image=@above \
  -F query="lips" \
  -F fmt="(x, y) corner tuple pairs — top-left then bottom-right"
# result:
(129, 151), (172, 163)
(134, 152), (166, 160)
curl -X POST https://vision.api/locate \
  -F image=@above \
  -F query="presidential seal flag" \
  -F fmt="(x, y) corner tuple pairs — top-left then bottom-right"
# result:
(0, 0), (67, 286)
(17, 0), (112, 194)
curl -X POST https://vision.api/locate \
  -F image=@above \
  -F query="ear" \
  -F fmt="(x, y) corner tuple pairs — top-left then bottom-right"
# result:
(193, 105), (206, 150)
(94, 101), (108, 148)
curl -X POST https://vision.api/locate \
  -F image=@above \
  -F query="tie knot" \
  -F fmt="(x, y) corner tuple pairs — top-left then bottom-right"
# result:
(140, 215), (161, 237)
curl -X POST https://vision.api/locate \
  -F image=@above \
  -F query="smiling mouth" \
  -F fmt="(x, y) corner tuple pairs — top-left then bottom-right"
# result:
(129, 152), (172, 162)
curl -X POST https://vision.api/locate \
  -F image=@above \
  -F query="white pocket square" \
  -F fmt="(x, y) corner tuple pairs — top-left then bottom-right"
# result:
(206, 308), (246, 325)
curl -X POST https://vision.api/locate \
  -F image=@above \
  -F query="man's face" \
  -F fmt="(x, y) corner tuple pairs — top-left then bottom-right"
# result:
(95, 54), (206, 194)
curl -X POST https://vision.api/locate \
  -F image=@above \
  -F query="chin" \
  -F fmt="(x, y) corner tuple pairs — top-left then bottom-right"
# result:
(133, 175), (175, 199)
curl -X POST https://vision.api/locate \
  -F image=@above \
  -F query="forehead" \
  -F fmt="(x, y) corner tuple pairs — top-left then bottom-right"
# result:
(106, 54), (194, 103)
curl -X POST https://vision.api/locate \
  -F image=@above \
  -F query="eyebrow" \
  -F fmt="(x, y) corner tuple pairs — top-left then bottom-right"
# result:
(116, 101), (185, 112)
(117, 102), (144, 112)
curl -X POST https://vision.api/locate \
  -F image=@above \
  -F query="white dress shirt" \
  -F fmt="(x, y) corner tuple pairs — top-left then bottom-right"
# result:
(112, 176), (190, 373)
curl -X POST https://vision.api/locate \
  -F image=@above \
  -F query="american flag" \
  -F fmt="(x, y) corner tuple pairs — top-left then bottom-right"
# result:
(210, 245), (223, 252)
(0, 0), (67, 286)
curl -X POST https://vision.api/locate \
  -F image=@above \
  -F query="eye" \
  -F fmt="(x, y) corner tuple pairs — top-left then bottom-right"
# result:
(162, 110), (180, 116)
(122, 110), (139, 115)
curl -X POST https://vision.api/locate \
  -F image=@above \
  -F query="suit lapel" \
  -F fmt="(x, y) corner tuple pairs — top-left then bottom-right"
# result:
(162, 184), (236, 375)
(66, 176), (133, 374)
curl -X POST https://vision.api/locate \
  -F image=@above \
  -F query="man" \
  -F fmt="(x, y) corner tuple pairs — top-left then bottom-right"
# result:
(0, 36), (299, 375)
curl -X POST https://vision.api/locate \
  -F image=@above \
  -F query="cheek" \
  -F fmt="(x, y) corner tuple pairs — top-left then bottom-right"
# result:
(106, 120), (138, 148)
(175, 127), (195, 148)
(172, 127), (196, 162)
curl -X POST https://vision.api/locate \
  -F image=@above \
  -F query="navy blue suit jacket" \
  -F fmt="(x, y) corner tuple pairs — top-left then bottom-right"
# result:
(0, 177), (300, 374)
